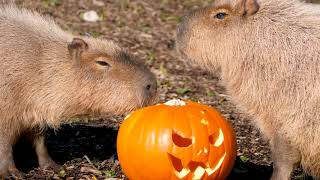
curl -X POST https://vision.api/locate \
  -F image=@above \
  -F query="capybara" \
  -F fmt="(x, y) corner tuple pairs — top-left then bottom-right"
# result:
(0, 5), (157, 177)
(177, 0), (320, 179)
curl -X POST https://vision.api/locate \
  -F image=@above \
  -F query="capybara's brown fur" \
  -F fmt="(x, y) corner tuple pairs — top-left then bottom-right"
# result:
(0, 5), (157, 177)
(177, 0), (320, 179)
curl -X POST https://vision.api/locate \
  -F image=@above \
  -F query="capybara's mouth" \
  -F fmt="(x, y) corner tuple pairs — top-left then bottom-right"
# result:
(176, 46), (191, 62)
(178, 51), (195, 65)
(177, 48), (186, 57)
(139, 93), (159, 108)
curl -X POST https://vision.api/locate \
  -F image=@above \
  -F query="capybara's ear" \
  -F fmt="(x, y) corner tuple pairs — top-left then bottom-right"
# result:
(68, 38), (89, 62)
(235, 0), (260, 16)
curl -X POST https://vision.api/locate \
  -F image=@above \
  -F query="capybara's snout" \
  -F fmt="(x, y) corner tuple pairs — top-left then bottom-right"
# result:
(176, 15), (190, 52)
(141, 73), (157, 105)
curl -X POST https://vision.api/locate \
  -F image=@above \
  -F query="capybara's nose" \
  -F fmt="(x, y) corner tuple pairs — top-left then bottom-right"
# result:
(176, 15), (189, 41)
(176, 15), (191, 54)
(140, 77), (157, 106)
(145, 79), (157, 95)
(146, 84), (152, 91)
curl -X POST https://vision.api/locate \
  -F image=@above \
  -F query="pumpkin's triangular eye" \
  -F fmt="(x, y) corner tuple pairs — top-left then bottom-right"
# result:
(172, 131), (192, 147)
(209, 132), (217, 144)
(209, 129), (224, 147)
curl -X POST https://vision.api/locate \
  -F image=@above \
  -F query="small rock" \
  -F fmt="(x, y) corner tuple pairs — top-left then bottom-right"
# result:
(82, 10), (100, 22)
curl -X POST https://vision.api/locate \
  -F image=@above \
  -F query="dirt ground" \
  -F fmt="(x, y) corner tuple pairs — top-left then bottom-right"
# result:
(1, 0), (318, 179)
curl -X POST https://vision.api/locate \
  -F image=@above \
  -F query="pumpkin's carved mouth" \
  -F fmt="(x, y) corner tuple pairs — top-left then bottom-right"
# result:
(168, 153), (226, 179)
(168, 123), (227, 179)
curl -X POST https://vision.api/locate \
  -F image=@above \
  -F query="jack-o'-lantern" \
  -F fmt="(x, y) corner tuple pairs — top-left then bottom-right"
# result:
(117, 99), (236, 180)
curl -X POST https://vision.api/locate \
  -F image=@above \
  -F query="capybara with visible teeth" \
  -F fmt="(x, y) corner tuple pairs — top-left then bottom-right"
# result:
(177, 0), (320, 179)
(0, 5), (157, 178)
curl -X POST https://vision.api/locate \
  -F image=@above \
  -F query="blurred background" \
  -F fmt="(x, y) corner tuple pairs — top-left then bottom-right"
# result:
(2, 0), (319, 179)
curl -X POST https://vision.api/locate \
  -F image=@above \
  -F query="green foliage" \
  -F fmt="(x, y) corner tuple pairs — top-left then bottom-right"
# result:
(240, 155), (250, 163)
(160, 13), (181, 23)
(146, 51), (156, 64)
(159, 62), (168, 76)
(90, 31), (103, 38)
(176, 87), (191, 95)
(206, 90), (215, 97)
(58, 169), (66, 178)
(102, 170), (117, 178)
(42, 0), (61, 7)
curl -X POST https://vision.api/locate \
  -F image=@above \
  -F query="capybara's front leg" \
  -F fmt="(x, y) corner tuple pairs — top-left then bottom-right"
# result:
(270, 134), (301, 180)
(0, 138), (23, 178)
(32, 134), (60, 171)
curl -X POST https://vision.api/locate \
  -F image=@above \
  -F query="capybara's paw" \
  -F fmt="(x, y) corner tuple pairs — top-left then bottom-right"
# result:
(40, 160), (61, 172)
(0, 166), (24, 179)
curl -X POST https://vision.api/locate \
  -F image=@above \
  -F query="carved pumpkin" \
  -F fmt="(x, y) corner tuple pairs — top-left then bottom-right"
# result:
(117, 99), (236, 180)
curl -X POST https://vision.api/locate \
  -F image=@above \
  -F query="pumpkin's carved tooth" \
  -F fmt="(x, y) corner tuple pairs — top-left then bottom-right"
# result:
(205, 152), (227, 175)
(196, 149), (202, 155)
(204, 148), (208, 154)
(175, 168), (190, 179)
(193, 166), (205, 180)
(188, 161), (206, 172)
(214, 129), (224, 147)
(200, 111), (205, 114)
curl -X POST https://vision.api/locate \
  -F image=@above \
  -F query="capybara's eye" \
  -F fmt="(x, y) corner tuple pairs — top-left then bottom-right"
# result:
(214, 12), (228, 20)
(95, 61), (111, 67)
